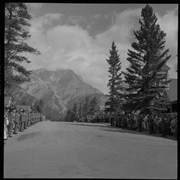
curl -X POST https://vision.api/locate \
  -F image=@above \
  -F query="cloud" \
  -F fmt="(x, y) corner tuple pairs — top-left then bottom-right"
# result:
(27, 13), (63, 51)
(91, 14), (102, 19)
(30, 13), (63, 29)
(96, 8), (141, 44)
(94, 8), (141, 76)
(67, 15), (86, 26)
(25, 6), (178, 94)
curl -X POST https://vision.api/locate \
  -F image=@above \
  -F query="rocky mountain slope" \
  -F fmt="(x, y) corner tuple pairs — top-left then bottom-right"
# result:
(12, 68), (105, 121)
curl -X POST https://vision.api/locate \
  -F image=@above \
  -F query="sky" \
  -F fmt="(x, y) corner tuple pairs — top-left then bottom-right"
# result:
(24, 3), (178, 94)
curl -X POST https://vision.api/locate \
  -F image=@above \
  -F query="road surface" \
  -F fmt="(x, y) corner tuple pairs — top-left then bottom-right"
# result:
(4, 121), (177, 178)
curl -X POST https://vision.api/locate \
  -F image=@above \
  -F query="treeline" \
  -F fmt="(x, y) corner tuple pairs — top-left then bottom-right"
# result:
(65, 96), (101, 122)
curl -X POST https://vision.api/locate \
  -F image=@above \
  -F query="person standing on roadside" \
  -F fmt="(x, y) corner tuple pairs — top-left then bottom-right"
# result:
(4, 109), (9, 140)
(42, 114), (45, 121)
(29, 111), (32, 126)
(27, 111), (30, 127)
(33, 111), (35, 124)
(161, 113), (166, 137)
(153, 113), (159, 134)
(143, 114), (147, 132)
(31, 112), (34, 125)
(146, 114), (150, 133)
(16, 109), (21, 132)
(19, 109), (24, 132)
(4, 114), (7, 140)
(157, 114), (162, 134)
(13, 109), (19, 134)
(40, 113), (42, 122)
(23, 110), (28, 130)
(7, 108), (14, 137)
(170, 114), (177, 137)
(36, 112), (38, 123)
(30, 112), (33, 126)
(33, 112), (36, 124)
(174, 114), (177, 138)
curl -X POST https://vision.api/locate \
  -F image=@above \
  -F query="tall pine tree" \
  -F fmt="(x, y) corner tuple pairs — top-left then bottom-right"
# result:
(82, 96), (90, 122)
(105, 41), (123, 118)
(78, 103), (82, 122)
(123, 4), (171, 115)
(65, 109), (73, 122)
(72, 103), (78, 121)
(89, 97), (100, 117)
(5, 3), (40, 95)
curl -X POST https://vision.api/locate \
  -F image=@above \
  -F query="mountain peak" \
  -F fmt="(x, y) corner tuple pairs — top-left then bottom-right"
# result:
(33, 68), (84, 83)
(32, 68), (102, 94)
(15, 68), (104, 121)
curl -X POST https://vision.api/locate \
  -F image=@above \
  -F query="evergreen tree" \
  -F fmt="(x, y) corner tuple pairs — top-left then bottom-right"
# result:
(5, 3), (40, 95)
(82, 96), (90, 122)
(78, 103), (82, 122)
(89, 97), (95, 116)
(123, 4), (171, 115)
(90, 97), (100, 122)
(89, 97), (100, 117)
(72, 103), (78, 121)
(94, 97), (100, 113)
(105, 41), (123, 125)
(65, 109), (73, 122)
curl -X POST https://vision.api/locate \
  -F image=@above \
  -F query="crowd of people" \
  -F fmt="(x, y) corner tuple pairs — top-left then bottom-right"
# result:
(84, 109), (177, 139)
(4, 106), (46, 141)
(4, 104), (177, 140)
(74, 110), (177, 139)
(107, 111), (178, 138)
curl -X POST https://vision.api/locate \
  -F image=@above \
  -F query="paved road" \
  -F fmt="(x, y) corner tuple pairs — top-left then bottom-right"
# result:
(4, 121), (177, 178)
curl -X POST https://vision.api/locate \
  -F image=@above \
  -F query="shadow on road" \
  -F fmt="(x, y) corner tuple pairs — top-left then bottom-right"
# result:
(67, 122), (108, 128)
(102, 126), (177, 141)
(17, 132), (41, 142)
(66, 122), (177, 141)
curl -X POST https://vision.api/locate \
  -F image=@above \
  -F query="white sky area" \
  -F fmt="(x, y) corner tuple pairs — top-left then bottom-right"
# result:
(24, 3), (178, 94)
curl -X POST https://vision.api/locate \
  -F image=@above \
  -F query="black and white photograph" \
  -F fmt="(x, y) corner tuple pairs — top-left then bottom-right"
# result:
(4, 3), (177, 178)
